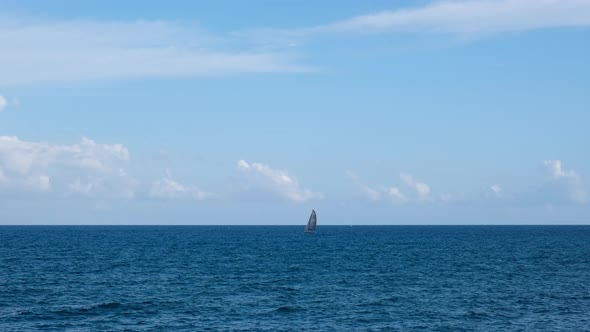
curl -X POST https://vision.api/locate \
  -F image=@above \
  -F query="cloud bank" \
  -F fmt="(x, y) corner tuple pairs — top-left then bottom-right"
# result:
(0, 138), (587, 210)
(0, 136), (135, 198)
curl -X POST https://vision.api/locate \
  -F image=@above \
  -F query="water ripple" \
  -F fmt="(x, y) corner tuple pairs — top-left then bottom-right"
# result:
(0, 225), (589, 331)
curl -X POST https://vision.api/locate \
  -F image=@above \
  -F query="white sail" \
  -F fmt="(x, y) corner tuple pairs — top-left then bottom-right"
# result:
(304, 209), (317, 233)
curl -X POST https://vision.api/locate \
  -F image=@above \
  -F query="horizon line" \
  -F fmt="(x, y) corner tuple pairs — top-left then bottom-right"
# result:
(1, 224), (589, 227)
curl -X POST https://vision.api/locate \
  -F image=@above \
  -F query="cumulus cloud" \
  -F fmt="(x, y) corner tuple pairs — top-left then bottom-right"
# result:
(0, 136), (135, 198)
(543, 160), (579, 180)
(237, 159), (250, 170)
(389, 186), (407, 202)
(0, 19), (308, 85)
(439, 193), (452, 202)
(347, 170), (408, 203)
(400, 173), (431, 198)
(150, 170), (212, 200)
(347, 171), (384, 201)
(348, 170), (434, 203)
(356, 182), (384, 201)
(237, 160), (322, 203)
(314, 0), (590, 37)
(490, 184), (502, 195)
(542, 160), (587, 203)
(0, 95), (6, 112)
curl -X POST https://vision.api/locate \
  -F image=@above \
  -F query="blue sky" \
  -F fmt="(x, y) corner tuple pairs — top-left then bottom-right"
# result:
(0, 0), (589, 224)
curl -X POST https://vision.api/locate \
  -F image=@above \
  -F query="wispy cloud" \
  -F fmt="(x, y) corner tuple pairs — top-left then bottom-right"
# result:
(237, 160), (322, 203)
(400, 173), (431, 199)
(150, 170), (213, 200)
(238, 1), (590, 67)
(490, 184), (502, 194)
(475, 161), (588, 206)
(346, 171), (387, 201)
(347, 170), (423, 203)
(0, 19), (309, 85)
(0, 95), (6, 112)
(543, 160), (579, 180)
(312, 0), (590, 37)
(389, 186), (407, 202)
(3, 1), (589, 85)
(0, 136), (135, 198)
(542, 160), (587, 203)
(245, 0), (590, 50)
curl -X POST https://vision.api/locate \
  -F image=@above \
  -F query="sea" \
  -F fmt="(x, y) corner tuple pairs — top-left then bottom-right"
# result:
(0, 226), (589, 331)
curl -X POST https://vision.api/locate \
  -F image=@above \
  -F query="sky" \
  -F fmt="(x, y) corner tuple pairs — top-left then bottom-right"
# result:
(0, 0), (589, 225)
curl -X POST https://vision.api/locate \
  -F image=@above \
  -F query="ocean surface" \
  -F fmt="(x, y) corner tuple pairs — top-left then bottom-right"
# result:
(1, 226), (589, 331)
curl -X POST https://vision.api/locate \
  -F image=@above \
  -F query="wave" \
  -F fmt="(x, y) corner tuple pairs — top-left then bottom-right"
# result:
(48, 302), (123, 316)
(273, 306), (303, 313)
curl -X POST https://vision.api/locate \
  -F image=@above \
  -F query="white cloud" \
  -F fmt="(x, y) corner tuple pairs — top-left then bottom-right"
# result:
(347, 170), (408, 203)
(314, 0), (590, 37)
(400, 173), (431, 198)
(571, 189), (589, 204)
(24, 175), (51, 192)
(543, 160), (579, 180)
(354, 181), (383, 202)
(238, 160), (322, 202)
(0, 136), (135, 198)
(362, 186), (383, 201)
(150, 170), (212, 200)
(389, 186), (407, 202)
(237, 159), (250, 170)
(0, 167), (6, 184)
(0, 19), (308, 85)
(490, 184), (502, 194)
(439, 193), (452, 202)
(399, 173), (413, 185)
(347, 170), (437, 203)
(347, 170), (383, 201)
(0, 95), (6, 112)
(3, 1), (587, 86)
(542, 160), (587, 204)
(239, 1), (590, 57)
(415, 183), (431, 197)
(68, 179), (94, 195)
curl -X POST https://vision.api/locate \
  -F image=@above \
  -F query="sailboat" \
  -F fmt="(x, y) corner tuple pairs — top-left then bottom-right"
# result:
(304, 209), (317, 233)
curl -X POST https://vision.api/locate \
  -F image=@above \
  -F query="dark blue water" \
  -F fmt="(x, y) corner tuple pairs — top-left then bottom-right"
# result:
(1, 226), (589, 331)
